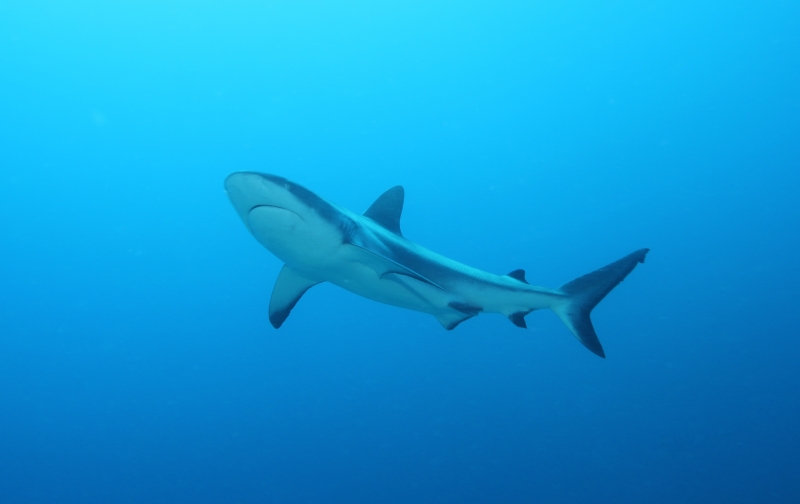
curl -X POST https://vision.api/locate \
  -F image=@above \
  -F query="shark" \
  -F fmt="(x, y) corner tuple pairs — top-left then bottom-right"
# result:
(225, 172), (648, 357)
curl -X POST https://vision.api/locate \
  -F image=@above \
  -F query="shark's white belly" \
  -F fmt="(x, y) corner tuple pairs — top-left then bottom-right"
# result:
(248, 205), (343, 269)
(337, 269), (444, 314)
(323, 247), (451, 316)
(248, 207), (447, 314)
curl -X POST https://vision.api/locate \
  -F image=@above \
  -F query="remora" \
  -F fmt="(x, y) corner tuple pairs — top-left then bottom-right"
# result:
(225, 172), (648, 357)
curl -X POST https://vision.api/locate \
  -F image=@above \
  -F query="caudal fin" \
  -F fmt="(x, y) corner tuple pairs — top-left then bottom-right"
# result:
(552, 249), (649, 358)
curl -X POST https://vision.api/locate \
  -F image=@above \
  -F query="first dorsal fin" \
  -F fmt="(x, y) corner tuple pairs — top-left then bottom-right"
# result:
(363, 186), (404, 236)
(506, 269), (529, 284)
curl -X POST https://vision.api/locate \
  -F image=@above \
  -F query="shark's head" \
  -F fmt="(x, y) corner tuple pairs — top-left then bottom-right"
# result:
(225, 172), (301, 225)
(224, 172), (345, 267)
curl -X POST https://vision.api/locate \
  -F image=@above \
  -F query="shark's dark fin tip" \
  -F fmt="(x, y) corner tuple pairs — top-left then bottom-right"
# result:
(364, 186), (404, 236)
(270, 309), (289, 329)
(508, 311), (528, 328)
(506, 269), (529, 284)
(444, 320), (463, 330)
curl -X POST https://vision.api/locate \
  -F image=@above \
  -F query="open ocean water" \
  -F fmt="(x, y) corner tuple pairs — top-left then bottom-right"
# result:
(1, 1), (798, 503)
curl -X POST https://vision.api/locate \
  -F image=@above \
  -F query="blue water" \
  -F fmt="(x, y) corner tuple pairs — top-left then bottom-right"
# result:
(2, 1), (798, 502)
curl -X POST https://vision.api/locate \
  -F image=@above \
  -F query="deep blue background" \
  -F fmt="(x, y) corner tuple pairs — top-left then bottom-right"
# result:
(1, 1), (799, 502)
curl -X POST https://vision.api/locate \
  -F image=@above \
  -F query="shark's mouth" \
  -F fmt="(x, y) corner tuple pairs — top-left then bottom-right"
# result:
(248, 203), (298, 214)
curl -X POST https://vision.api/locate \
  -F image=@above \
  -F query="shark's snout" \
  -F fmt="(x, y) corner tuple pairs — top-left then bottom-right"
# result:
(225, 172), (293, 224)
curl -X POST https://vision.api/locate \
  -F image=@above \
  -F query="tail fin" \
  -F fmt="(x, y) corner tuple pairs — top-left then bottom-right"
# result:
(552, 249), (649, 358)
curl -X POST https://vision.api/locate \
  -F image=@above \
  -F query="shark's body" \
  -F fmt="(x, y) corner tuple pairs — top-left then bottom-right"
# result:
(225, 172), (648, 357)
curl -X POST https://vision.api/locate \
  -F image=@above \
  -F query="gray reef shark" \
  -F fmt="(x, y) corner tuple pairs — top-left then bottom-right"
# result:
(225, 172), (648, 357)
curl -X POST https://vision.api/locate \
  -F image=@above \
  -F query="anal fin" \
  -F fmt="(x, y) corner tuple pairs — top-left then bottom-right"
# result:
(436, 310), (475, 330)
(269, 265), (322, 328)
(508, 310), (533, 329)
(435, 301), (482, 330)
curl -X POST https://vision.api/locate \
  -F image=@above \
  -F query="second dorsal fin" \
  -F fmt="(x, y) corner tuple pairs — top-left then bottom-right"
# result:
(363, 186), (404, 236)
(506, 269), (529, 284)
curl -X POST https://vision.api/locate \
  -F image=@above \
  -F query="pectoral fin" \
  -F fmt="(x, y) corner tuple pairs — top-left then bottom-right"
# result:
(269, 265), (322, 328)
